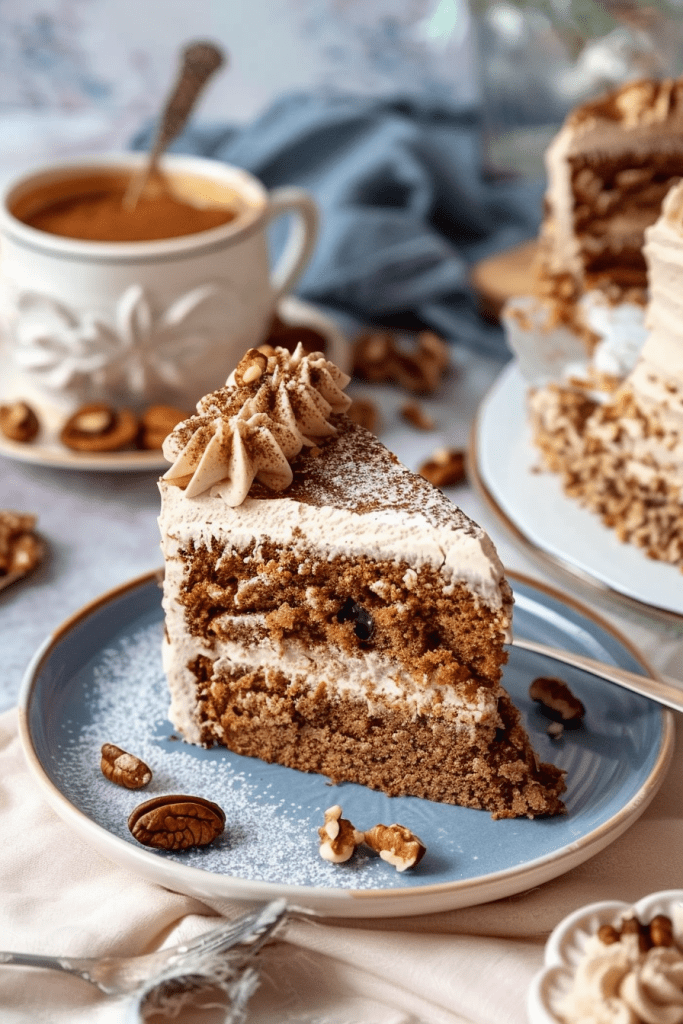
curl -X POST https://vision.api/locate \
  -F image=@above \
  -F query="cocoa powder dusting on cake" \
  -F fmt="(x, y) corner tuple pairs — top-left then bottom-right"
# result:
(251, 419), (481, 534)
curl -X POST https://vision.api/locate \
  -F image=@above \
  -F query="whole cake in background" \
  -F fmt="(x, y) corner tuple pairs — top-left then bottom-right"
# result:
(158, 343), (566, 820)
(502, 75), (683, 570)
(531, 181), (683, 569)
(506, 75), (683, 392)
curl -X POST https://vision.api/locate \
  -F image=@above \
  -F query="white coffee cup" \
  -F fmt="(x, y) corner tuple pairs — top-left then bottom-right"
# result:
(0, 153), (318, 414)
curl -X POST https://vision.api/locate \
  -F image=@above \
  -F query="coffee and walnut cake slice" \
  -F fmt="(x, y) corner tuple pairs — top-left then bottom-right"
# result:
(159, 344), (565, 819)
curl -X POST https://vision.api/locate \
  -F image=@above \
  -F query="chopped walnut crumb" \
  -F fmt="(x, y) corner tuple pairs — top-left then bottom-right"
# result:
(347, 398), (379, 434)
(418, 448), (466, 488)
(0, 510), (43, 585)
(400, 401), (435, 431)
(353, 329), (449, 395)
(317, 805), (364, 864)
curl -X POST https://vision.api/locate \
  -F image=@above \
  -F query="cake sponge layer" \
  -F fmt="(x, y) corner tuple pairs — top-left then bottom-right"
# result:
(180, 653), (566, 819)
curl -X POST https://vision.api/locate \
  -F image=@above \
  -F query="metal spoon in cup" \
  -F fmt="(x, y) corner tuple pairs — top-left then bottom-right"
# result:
(123, 40), (226, 210)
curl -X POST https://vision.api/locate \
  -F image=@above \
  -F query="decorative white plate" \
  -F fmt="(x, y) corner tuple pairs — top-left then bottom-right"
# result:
(528, 889), (683, 1024)
(471, 360), (683, 621)
(0, 295), (349, 473)
(18, 570), (673, 919)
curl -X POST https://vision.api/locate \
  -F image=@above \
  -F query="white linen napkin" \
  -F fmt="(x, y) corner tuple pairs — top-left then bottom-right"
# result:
(2, 703), (682, 1024)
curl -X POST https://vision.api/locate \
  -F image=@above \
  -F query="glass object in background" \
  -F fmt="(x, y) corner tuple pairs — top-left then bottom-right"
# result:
(473, 0), (683, 177)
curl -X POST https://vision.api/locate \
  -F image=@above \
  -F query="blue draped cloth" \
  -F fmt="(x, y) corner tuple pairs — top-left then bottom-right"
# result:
(132, 92), (543, 357)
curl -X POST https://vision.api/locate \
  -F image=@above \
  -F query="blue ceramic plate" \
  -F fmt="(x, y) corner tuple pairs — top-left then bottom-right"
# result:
(19, 570), (674, 918)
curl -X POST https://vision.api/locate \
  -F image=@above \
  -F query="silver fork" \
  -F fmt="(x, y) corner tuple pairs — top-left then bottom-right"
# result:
(0, 900), (289, 1021)
(512, 637), (683, 714)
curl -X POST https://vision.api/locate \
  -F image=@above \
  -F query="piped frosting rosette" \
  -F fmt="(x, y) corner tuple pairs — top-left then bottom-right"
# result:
(162, 343), (351, 505)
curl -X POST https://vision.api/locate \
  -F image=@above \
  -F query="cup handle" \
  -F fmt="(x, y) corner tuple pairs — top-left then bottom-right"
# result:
(263, 187), (319, 298)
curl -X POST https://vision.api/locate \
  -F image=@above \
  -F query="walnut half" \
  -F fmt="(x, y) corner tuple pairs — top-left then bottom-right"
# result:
(128, 795), (225, 851)
(363, 823), (426, 872)
(100, 744), (152, 790)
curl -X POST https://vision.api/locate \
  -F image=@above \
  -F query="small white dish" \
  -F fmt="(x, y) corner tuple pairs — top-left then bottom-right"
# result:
(0, 295), (349, 473)
(528, 889), (683, 1024)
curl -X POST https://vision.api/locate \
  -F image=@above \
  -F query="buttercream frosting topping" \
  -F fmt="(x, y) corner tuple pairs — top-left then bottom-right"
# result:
(162, 343), (351, 504)
(559, 931), (683, 1024)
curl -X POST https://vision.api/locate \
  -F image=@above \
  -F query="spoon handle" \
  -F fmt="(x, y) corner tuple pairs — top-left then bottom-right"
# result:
(124, 41), (225, 209)
(151, 41), (225, 165)
(512, 637), (683, 714)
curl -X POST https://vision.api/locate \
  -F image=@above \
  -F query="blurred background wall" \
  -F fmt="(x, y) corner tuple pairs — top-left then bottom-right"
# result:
(0, 0), (478, 179)
(1, 0), (681, 184)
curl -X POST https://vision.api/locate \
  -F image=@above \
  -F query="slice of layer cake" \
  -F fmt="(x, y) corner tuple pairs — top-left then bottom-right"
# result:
(530, 181), (683, 569)
(159, 344), (566, 819)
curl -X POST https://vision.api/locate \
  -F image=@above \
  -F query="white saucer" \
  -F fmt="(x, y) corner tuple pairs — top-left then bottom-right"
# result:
(470, 361), (683, 621)
(0, 296), (350, 473)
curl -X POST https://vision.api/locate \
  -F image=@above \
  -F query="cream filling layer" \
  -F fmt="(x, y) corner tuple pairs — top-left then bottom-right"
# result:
(159, 480), (512, 620)
(163, 623), (502, 738)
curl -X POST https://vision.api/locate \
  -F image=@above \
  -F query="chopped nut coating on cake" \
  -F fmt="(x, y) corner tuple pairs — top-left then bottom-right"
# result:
(159, 345), (565, 818)
(530, 181), (683, 569)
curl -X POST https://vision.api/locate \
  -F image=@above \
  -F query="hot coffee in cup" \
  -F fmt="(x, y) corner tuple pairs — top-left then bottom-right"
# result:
(0, 153), (318, 417)
(16, 170), (241, 243)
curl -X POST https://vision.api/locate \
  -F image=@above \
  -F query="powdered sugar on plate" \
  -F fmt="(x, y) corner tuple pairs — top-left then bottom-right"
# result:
(51, 619), (425, 890)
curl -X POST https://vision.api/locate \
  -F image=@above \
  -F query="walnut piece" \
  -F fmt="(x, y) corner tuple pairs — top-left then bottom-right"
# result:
(100, 743), (152, 790)
(353, 329), (449, 395)
(352, 330), (396, 384)
(362, 823), (426, 872)
(599, 914), (675, 952)
(418, 448), (466, 488)
(347, 398), (379, 434)
(0, 510), (43, 582)
(61, 404), (139, 453)
(128, 795), (225, 851)
(529, 676), (585, 727)
(318, 805), (364, 864)
(139, 405), (189, 450)
(0, 401), (40, 443)
(400, 400), (435, 431)
(232, 348), (269, 388)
